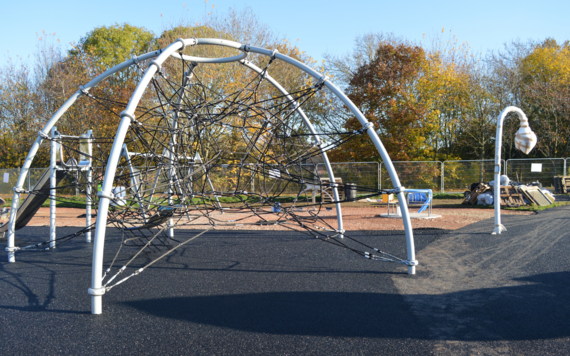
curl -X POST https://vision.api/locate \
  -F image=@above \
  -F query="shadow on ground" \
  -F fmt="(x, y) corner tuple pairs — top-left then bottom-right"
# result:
(125, 271), (570, 341)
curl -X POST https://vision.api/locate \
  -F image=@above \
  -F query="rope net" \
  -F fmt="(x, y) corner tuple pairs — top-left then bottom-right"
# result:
(13, 47), (411, 291)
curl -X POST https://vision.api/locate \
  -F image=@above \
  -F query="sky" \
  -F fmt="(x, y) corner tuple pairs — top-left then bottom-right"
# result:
(1, 0), (569, 67)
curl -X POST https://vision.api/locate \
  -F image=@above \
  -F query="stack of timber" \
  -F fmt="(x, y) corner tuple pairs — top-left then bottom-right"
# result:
(320, 178), (344, 203)
(554, 176), (570, 194)
(462, 183), (491, 205)
(497, 185), (525, 207)
(462, 182), (554, 207)
(518, 186), (553, 206)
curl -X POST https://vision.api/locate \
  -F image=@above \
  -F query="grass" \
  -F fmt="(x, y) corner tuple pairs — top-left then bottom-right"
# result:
(2, 192), (568, 212)
(504, 201), (570, 211)
(2, 196), (89, 209)
(433, 193), (464, 200)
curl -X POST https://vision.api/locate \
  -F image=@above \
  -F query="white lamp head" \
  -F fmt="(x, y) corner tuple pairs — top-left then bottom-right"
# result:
(515, 124), (537, 154)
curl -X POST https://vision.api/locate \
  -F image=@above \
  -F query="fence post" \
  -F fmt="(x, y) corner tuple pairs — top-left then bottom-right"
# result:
(565, 158), (567, 176)
(378, 162), (382, 191)
(441, 161), (444, 193)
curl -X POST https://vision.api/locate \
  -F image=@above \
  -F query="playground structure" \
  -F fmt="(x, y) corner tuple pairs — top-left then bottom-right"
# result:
(2, 38), (417, 315)
(0, 127), (93, 245)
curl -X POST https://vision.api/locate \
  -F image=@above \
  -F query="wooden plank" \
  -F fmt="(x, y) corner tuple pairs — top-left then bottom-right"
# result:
(320, 178), (344, 203)
(520, 186), (551, 206)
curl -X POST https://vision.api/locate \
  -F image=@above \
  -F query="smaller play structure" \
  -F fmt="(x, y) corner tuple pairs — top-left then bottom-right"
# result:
(0, 127), (94, 245)
(378, 189), (441, 219)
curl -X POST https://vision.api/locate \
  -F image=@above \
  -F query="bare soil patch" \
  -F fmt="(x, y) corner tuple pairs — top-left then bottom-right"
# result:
(2, 205), (534, 231)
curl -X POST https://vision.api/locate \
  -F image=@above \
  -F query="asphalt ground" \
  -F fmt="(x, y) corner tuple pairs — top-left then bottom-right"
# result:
(1, 206), (570, 355)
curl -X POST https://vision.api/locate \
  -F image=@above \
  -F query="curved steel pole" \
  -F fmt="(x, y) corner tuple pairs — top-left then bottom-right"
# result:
(4, 50), (163, 263)
(239, 59), (344, 237)
(492, 106), (535, 235)
(89, 39), (193, 314)
(242, 45), (417, 274)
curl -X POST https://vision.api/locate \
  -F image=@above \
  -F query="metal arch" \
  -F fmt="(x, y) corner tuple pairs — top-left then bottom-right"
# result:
(238, 59), (345, 239)
(4, 49), (165, 263)
(90, 38), (417, 314)
(244, 44), (417, 274)
(170, 38), (248, 63)
(90, 40), (185, 314)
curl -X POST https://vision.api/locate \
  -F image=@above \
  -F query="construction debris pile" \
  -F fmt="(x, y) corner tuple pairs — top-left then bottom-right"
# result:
(462, 175), (555, 207)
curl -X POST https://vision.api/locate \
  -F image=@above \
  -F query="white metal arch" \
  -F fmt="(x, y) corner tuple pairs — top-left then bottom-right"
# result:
(4, 49), (165, 263)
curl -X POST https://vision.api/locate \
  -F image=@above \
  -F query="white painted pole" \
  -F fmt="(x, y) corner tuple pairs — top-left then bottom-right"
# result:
(90, 39), (190, 314)
(86, 130), (93, 243)
(322, 80), (417, 274)
(50, 127), (57, 249)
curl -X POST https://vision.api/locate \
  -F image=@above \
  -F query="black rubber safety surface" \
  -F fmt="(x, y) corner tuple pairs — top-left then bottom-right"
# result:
(1, 206), (570, 355)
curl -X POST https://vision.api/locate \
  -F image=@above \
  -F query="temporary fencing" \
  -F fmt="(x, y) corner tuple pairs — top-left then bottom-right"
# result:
(505, 158), (565, 189)
(381, 161), (441, 191)
(443, 160), (505, 193)
(2, 157), (569, 198)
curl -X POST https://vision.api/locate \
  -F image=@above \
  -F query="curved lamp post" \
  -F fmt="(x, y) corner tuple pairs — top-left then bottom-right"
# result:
(492, 106), (537, 235)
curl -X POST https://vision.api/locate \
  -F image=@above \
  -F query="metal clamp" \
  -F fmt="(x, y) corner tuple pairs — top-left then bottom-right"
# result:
(12, 187), (26, 193)
(267, 49), (279, 65)
(494, 163), (501, 174)
(88, 287), (106, 296)
(79, 85), (90, 96)
(5, 246), (20, 253)
(38, 130), (50, 140)
(131, 54), (139, 64)
(362, 121), (374, 131)
(148, 60), (162, 73)
(120, 111), (136, 122)
(97, 190), (115, 200)
(175, 38), (187, 51)
(405, 260), (419, 266)
(392, 186), (406, 194)
(316, 75), (329, 88)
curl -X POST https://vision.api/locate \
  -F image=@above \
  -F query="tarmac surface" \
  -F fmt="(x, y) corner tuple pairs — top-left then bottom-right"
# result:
(1, 206), (570, 355)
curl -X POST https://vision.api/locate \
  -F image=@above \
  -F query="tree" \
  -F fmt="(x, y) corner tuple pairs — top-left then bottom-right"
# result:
(520, 39), (570, 157)
(328, 40), (431, 162)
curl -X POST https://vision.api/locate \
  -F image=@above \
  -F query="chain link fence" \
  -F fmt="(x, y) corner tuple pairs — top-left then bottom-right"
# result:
(381, 161), (441, 191)
(505, 158), (565, 189)
(443, 160), (505, 193)
(316, 162), (379, 194)
(2, 158), (570, 199)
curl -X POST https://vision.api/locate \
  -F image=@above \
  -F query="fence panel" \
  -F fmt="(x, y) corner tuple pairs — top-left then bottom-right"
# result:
(4, 158), (570, 200)
(442, 160), (505, 193)
(0, 168), (21, 197)
(316, 162), (379, 195)
(505, 158), (564, 189)
(207, 164), (316, 196)
(380, 161), (441, 191)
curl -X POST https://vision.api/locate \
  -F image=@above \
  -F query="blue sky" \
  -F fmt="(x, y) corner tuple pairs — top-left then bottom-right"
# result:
(2, 0), (569, 66)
